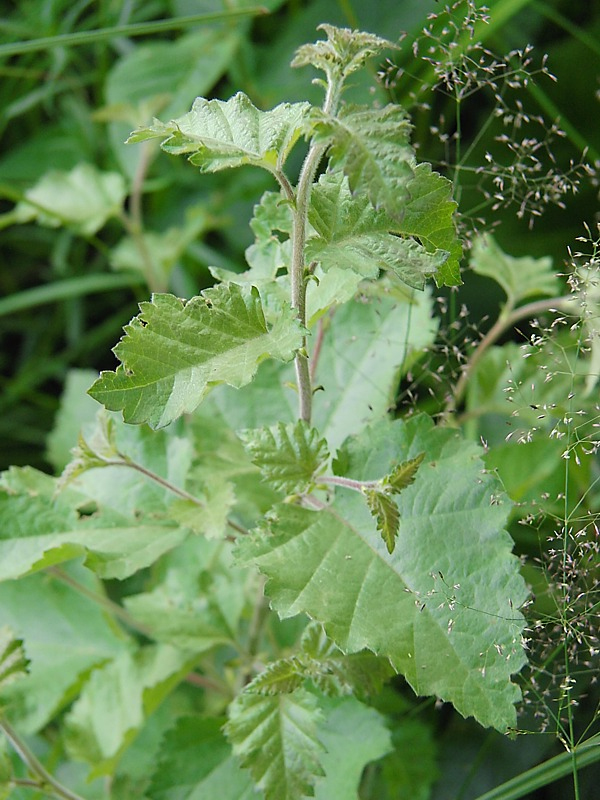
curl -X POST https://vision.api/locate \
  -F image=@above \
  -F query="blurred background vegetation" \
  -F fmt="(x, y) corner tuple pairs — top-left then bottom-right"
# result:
(0, 1), (599, 797)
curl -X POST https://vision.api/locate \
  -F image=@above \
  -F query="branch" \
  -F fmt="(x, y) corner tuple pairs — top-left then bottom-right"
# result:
(0, 716), (88, 800)
(444, 295), (574, 419)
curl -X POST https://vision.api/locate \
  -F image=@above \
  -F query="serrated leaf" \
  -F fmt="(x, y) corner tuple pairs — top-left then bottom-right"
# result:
(128, 92), (310, 176)
(246, 658), (305, 695)
(2, 163), (126, 235)
(147, 716), (257, 800)
(383, 452), (425, 493)
(470, 233), (559, 306)
(64, 645), (195, 778)
(240, 420), (329, 495)
(88, 283), (303, 429)
(237, 415), (529, 732)
(363, 489), (400, 554)
(314, 696), (392, 800)
(311, 104), (414, 221)
(0, 627), (28, 690)
(307, 173), (446, 290)
(292, 24), (394, 81)
(400, 162), (462, 287)
(225, 689), (325, 800)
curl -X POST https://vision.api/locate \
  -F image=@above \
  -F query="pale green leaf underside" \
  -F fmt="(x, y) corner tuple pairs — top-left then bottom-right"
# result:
(237, 415), (529, 731)
(311, 104), (414, 221)
(0, 163), (126, 236)
(88, 283), (303, 429)
(240, 420), (330, 495)
(307, 173), (447, 290)
(470, 233), (559, 305)
(225, 690), (324, 800)
(127, 92), (310, 175)
(0, 467), (188, 581)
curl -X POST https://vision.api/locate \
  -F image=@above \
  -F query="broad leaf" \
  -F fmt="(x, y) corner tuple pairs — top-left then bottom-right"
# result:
(470, 234), (559, 306)
(88, 283), (304, 428)
(310, 104), (414, 221)
(147, 716), (257, 800)
(0, 568), (129, 733)
(0, 163), (126, 235)
(245, 658), (305, 695)
(128, 92), (310, 176)
(292, 24), (394, 82)
(225, 689), (325, 800)
(237, 415), (529, 732)
(64, 645), (195, 778)
(0, 627), (28, 690)
(314, 696), (392, 800)
(307, 173), (447, 289)
(46, 369), (101, 472)
(240, 420), (330, 495)
(400, 162), (462, 287)
(0, 466), (188, 581)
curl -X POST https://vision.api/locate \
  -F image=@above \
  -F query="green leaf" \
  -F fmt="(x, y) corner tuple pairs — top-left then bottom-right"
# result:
(237, 415), (529, 732)
(400, 162), (462, 287)
(470, 234), (559, 306)
(314, 696), (392, 800)
(1, 163), (126, 235)
(147, 716), (257, 800)
(128, 92), (310, 176)
(64, 645), (195, 778)
(292, 24), (394, 82)
(225, 689), (325, 800)
(245, 658), (305, 695)
(0, 627), (28, 691)
(383, 452), (426, 493)
(310, 104), (414, 221)
(46, 369), (101, 473)
(310, 284), (438, 450)
(307, 173), (447, 289)
(88, 284), (304, 429)
(240, 420), (330, 495)
(363, 489), (400, 554)
(0, 567), (129, 733)
(0, 466), (189, 581)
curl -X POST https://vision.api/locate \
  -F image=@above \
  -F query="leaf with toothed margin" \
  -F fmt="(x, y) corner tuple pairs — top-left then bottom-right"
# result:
(127, 92), (310, 176)
(236, 414), (529, 732)
(88, 283), (303, 429)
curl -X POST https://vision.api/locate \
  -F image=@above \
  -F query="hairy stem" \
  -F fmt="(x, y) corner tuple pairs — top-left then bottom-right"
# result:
(290, 76), (343, 423)
(0, 716), (88, 800)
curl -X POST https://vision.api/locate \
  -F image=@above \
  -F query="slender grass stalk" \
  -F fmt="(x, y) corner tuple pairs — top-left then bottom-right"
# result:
(0, 8), (269, 57)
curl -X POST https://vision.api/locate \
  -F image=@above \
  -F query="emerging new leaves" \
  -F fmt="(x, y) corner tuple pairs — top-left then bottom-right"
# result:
(0, 627), (29, 691)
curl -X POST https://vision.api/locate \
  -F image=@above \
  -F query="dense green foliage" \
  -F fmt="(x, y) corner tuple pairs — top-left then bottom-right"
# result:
(1, 2), (600, 799)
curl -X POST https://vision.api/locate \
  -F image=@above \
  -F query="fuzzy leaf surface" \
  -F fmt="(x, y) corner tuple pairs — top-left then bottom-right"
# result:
(225, 689), (325, 800)
(311, 104), (414, 220)
(292, 24), (393, 81)
(147, 716), (257, 800)
(470, 233), (559, 305)
(88, 284), (303, 428)
(127, 92), (310, 175)
(307, 173), (446, 289)
(240, 420), (330, 495)
(364, 489), (400, 554)
(237, 415), (529, 731)
(400, 162), (462, 287)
